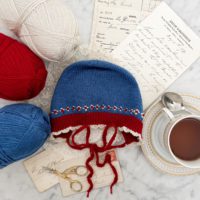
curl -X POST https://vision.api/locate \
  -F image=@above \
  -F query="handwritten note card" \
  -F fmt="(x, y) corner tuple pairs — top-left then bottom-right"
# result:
(24, 142), (123, 197)
(24, 149), (64, 192)
(90, 0), (161, 53)
(57, 150), (123, 197)
(112, 2), (200, 109)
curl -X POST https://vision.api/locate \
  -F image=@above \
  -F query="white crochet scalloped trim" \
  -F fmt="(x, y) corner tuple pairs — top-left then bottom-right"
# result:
(119, 126), (142, 141)
(51, 125), (142, 141)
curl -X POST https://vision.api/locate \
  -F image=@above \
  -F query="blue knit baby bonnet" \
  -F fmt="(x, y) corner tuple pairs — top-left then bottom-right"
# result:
(50, 60), (143, 196)
(0, 103), (51, 168)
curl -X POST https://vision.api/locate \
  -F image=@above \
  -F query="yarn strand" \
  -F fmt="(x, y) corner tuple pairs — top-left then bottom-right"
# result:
(14, 0), (50, 32)
(86, 145), (95, 198)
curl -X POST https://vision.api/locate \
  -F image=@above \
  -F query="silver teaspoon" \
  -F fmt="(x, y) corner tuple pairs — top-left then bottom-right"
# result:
(161, 92), (189, 119)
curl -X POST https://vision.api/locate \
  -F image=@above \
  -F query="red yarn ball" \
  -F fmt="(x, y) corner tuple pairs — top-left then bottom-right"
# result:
(0, 33), (47, 101)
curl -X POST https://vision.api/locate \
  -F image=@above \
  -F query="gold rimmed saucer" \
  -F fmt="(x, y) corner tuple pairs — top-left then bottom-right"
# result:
(141, 94), (200, 175)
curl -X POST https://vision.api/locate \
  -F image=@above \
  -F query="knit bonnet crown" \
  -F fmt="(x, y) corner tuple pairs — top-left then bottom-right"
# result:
(50, 60), (143, 196)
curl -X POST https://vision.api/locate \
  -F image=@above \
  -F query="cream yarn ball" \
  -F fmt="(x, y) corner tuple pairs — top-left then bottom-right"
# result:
(0, 0), (80, 64)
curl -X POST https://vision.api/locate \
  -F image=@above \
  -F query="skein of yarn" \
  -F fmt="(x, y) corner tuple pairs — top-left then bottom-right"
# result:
(0, 103), (51, 168)
(0, 0), (80, 64)
(0, 33), (47, 101)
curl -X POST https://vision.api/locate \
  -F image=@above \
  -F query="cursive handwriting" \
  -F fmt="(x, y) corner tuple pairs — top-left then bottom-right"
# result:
(91, 0), (161, 53)
(113, 2), (200, 109)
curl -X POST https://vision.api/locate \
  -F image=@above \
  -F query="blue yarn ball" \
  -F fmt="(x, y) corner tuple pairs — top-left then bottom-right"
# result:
(0, 103), (51, 168)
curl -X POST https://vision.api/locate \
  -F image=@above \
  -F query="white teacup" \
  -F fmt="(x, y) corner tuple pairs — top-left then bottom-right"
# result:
(161, 106), (200, 169)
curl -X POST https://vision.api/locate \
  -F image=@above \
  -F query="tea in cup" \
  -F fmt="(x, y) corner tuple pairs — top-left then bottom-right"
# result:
(161, 92), (200, 168)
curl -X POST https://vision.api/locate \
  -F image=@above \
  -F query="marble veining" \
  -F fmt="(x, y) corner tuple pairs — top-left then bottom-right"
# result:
(1, 0), (200, 199)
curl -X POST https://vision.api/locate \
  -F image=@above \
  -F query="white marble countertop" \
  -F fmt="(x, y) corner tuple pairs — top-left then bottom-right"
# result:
(1, 0), (200, 200)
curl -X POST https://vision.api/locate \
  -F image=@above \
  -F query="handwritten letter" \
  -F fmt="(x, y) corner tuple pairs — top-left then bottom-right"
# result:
(90, 0), (161, 53)
(112, 2), (200, 109)
(24, 150), (64, 192)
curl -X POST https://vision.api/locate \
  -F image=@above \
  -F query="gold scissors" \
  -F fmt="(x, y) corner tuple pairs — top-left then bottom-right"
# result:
(44, 165), (88, 192)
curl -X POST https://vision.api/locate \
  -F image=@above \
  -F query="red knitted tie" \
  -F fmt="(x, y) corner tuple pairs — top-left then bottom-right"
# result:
(55, 125), (126, 197)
